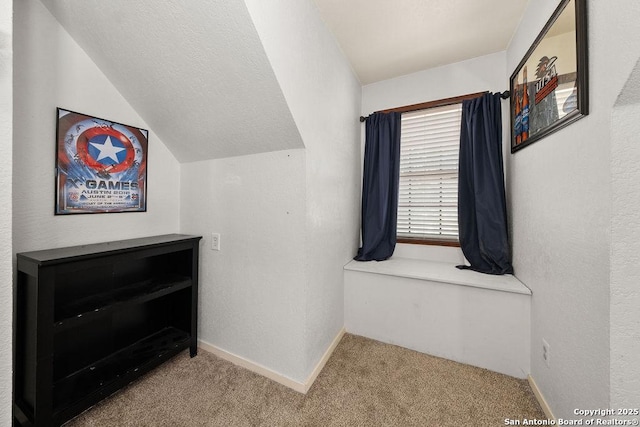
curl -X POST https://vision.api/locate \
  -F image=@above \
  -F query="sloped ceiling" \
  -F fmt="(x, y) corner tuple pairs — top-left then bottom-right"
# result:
(39, 0), (304, 162)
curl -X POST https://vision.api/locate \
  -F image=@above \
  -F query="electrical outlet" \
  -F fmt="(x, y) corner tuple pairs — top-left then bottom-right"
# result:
(542, 339), (550, 368)
(211, 233), (220, 251)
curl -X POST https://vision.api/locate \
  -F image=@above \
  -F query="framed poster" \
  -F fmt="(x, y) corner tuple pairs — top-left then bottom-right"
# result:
(55, 108), (148, 214)
(510, 0), (588, 153)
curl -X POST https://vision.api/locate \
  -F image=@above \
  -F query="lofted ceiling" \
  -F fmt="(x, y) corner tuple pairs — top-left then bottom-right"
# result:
(40, 0), (529, 162)
(39, 0), (304, 163)
(312, 0), (529, 85)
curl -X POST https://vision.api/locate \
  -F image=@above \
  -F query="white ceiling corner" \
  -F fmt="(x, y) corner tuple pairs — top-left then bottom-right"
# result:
(312, 0), (529, 85)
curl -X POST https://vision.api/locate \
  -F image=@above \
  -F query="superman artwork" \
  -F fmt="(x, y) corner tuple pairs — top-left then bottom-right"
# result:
(55, 108), (148, 214)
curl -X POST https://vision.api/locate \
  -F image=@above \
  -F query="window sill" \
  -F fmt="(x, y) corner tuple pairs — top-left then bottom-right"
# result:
(344, 257), (530, 296)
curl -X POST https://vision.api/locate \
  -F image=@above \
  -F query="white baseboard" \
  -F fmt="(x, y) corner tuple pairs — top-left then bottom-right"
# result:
(198, 327), (345, 394)
(303, 327), (346, 392)
(528, 374), (555, 421)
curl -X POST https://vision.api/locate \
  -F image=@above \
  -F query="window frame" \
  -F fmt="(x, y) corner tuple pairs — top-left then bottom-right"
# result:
(382, 91), (486, 247)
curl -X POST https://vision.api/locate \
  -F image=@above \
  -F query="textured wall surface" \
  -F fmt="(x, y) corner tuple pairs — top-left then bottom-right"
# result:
(15, 0), (640, 416)
(13, 0), (180, 255)
(345, 270), (530, 378)
(180, 0), (361, 383)
(180, 150), (308, 381)
(39, 0), (303, 162)
(362, 51), (507, 114)
(611, 72), (640, 410)
(245, 0), (362, 376)
(506, 0), (640, 418)
(0, 0), (12, 424)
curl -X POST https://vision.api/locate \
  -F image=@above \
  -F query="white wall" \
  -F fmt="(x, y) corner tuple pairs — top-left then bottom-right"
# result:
(181, 0), (361, 384)
(0, 0), (12, 424)
(345, 270), (530, 378)
(13, 0), (180, 255)
(180, 150), (309, 381)
(611, 64), (640, 411)
(506, 0), (640, 418)
(362, 51), (507, 114)
(244, 0), (362, 375)
(362, 51), (508, 263)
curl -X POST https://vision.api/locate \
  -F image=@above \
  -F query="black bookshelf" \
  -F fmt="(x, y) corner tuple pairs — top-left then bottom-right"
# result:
(13, 234), (202, 427)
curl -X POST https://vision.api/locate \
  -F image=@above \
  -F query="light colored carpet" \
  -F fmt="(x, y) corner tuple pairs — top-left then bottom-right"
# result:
(65, 334), (544, 426)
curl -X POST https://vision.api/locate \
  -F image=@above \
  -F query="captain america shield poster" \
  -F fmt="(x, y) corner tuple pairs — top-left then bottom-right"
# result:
(55, 108), (148, 214)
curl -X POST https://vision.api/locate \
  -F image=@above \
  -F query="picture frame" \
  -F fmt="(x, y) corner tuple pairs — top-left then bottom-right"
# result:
(55, 108), (148, 214)
(510, 0), (588, 153)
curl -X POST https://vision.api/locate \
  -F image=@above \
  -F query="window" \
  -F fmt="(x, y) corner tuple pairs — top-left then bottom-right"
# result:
(397, 102), (462, 245)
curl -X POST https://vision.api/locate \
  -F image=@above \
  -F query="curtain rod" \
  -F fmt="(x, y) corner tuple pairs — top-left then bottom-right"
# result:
(359, 90), (511, 122)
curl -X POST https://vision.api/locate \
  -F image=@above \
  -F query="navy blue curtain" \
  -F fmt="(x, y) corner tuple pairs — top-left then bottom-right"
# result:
(457, 93), (513, 274)
(355, 112), (401, 261)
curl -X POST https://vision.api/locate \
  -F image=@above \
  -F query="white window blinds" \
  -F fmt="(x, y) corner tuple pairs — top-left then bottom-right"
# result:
(397, 103), (462, 242)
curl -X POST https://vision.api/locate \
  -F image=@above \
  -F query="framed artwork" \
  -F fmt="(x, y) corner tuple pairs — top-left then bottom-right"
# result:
(510, 0), (588, 153)
(55, 108), (148, 214)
